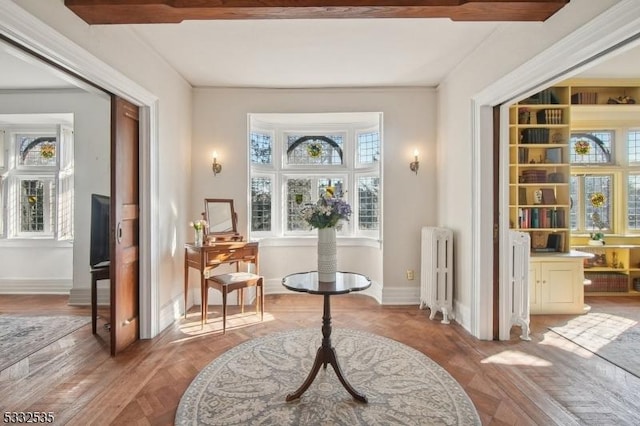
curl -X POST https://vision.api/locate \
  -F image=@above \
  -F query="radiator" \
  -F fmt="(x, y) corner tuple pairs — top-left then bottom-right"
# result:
(420, 227), (453, 324)
(505, 230), (531, 341)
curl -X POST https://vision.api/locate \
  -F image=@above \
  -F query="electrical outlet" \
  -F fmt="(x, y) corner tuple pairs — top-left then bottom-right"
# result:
(406, 269), (415, 280)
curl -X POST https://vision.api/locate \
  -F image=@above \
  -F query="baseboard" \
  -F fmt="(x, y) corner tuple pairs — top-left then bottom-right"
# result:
(0, 278), (72, 295)
(381, 284), (421, 305)
(68, 286), (110, 306)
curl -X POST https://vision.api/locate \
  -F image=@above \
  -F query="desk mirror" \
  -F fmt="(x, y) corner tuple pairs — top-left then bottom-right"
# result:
(204, 198), (240, 241)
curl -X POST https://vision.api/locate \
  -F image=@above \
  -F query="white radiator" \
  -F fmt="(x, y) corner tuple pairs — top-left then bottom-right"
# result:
(503, 230), (531, 341)
(420, 227), (453, 324)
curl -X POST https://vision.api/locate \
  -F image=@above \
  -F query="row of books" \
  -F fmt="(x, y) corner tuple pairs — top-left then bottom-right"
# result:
(521, 128), (550, 143)
(518, 207), (565, 229)
(571, 92), (598, 105)
(536, 109), (563, 124)
(518, 147), (562, 164)
(521, 88), (559, 105)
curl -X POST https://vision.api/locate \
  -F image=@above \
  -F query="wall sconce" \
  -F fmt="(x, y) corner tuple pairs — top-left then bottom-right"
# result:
(409, 150), (419, 175)
(212, 151), (222, 176)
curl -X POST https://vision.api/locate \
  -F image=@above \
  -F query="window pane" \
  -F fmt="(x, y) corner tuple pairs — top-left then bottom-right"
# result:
(569, 175), (579, 230)
(318, 178), (344, 198)
(628, 174), (640, 230)
(358, 177), (379, 230)
(570, 131), (613, 164)
(18, 134), (57, 167)
(584, 175), (612, 232)
(20, 179), (53, 233)
(251, 177), (272, 232)
(287, 179), (312, 231)
(628, 130), (640, 164)
(250, 132), (272, 165)
(286, 135), (344, 166)
(358, 132), (380, 164)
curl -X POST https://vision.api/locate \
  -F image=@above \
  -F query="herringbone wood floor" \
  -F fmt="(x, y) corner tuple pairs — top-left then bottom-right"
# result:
(1, 294), (640, 425)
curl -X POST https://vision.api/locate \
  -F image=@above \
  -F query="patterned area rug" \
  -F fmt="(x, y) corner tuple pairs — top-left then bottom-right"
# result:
(550, 308), (640, 378)
(0, 314), (91, 371)
(176, 328), (480, 426)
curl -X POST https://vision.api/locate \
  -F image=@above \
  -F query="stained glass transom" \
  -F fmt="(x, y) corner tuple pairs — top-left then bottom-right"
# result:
(570, 131), (613, 164)
(286, 135), (343, 166)
(18, 134), (57, 167)
(250, 132), (272, 165)
(287, 179), (312, 231)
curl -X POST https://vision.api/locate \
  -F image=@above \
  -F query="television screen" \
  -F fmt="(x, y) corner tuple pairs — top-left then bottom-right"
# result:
(90, 194), (111, 268)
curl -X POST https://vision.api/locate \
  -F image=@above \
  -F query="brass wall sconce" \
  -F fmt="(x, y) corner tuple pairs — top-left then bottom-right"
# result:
(409, 150), (419, 175)
(212, 151), (222, 176)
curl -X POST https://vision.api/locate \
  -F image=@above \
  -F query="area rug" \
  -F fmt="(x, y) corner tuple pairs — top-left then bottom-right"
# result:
(549, 309), (640, 378)
(0, 314), (91, 371)
(175, 328), (480, 426)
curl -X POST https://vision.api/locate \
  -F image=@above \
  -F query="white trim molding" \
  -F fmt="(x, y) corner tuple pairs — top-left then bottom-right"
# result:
(0, 278), (72, 294)
(0, 0), (160, 339)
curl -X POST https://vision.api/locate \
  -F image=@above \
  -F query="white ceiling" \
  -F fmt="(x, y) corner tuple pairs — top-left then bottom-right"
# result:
(130, 19), (500, 88)
(0, 18), (638, 91)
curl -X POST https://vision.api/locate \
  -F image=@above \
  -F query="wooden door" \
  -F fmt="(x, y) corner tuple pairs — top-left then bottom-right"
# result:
(110, 96), (140, 355)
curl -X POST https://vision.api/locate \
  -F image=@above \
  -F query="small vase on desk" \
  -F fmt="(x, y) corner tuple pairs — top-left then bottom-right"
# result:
(317, 227), (337, 282)
(195, 228), (204, 247)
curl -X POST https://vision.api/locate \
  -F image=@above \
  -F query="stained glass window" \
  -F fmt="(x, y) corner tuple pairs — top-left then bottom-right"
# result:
(358, 177), (379, 230)
(250, 132), (272, 165)
(286, 179), (312, 231)
(17, 134), (57, 167)
(251, 177), (272, 232)
(570, 131), (613, 164)
(286, 135), (344, 166)
(357, 132), (380, 165)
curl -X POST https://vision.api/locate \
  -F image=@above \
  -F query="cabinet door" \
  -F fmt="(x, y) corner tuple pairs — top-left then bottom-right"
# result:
(540, 261), (580, 312)
(529, 263), (541, 314)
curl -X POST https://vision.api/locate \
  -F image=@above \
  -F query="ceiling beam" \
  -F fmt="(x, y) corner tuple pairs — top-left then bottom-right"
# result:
(64, 1), (570, 24)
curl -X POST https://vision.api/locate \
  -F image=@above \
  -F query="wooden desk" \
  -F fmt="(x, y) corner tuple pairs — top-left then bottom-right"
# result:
(184, 241), (259, 323)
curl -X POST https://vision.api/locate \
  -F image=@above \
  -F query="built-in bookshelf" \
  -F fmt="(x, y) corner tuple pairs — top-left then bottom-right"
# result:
(509, 86), (571, 253)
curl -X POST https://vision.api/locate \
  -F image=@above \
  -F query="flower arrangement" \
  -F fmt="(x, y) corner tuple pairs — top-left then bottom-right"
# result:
(574, 139), (590, 155)
(190, 220), (207, 231)
(301, 188), (352, 229)
(40, 143), (56, 159)
(589, 192), (606, 242)
(306, 142), (323, 158)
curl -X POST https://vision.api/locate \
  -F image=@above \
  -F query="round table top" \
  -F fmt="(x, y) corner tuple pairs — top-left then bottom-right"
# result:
(282, 271), (371, 295)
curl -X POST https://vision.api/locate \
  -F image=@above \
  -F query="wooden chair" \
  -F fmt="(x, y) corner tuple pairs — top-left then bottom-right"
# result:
(205, 270), (264, 334)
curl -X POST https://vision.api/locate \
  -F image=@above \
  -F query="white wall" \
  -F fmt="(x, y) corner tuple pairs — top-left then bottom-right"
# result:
(13, 1), (193, 324)
(437, 0), (620, 334)
(0, 90), (110, 295)
(191, 87), (436, 304)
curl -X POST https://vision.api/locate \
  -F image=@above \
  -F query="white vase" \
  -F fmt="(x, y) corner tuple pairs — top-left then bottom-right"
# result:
(317, 227), (337, 282)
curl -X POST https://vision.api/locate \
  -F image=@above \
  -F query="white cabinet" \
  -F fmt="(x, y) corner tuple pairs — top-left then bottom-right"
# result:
(529, 256), (586, 314)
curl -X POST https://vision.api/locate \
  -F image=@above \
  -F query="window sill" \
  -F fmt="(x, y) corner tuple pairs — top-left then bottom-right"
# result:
(0, 239), (73, 248)
(251, 236), (381, 249)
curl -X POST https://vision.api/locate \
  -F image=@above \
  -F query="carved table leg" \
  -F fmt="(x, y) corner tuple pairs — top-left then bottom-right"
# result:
(286, 294), (367, 403)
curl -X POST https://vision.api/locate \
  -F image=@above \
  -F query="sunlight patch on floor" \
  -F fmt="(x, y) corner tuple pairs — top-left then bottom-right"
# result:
(547, 312), (637, 352)
(170, 312), (275, 343)
(481, 350), (552, 366)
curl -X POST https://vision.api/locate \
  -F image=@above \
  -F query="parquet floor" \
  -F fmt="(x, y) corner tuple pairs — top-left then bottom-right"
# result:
(1, 294), (640, 425)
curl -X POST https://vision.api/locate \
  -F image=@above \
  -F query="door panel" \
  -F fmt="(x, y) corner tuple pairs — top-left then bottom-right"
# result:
(110, 96), (140, 356)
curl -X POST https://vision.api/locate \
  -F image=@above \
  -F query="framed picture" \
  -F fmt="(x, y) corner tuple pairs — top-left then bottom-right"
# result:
(541, 188), (556, 204)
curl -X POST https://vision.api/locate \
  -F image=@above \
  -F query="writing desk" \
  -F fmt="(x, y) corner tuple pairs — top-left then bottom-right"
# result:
(282, 271), (371, 403)
(184, 241), (259, 323)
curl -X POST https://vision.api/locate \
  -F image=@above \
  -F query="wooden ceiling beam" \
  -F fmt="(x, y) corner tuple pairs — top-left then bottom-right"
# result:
(64, 1), (570, 24)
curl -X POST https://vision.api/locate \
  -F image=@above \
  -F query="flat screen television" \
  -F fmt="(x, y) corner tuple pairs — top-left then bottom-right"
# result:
(90, 193), (111, 268)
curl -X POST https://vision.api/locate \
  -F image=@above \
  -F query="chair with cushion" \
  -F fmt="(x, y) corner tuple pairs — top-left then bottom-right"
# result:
(205, 270), (264, 334)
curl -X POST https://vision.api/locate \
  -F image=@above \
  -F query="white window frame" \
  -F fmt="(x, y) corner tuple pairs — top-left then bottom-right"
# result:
(0, 124), (73, 241)
(571, 127), (640, 236)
